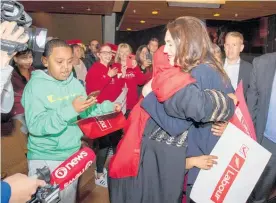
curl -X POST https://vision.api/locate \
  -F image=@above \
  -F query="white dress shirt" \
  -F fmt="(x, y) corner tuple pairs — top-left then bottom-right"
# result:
(224, 58), (241, 90)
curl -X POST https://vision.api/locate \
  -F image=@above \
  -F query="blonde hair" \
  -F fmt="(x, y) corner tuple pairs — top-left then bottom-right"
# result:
(115, 43), (133, 63)
(225, 31), (244, 44)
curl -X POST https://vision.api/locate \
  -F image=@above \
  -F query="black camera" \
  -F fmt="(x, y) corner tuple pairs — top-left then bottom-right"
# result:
(1, 0), (47, 54)
(27, 166), (60, 203)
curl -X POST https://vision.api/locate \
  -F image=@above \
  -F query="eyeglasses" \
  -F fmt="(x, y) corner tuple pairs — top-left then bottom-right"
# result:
(100, 51), (112, 55)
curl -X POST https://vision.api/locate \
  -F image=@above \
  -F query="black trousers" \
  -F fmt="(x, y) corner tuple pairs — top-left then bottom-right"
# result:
(96, 130), (122, 173)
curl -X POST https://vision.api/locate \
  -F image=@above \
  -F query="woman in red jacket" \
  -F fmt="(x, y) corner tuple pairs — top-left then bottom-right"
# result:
(85, 44), (125, 188)
(113, 43), (150, 117)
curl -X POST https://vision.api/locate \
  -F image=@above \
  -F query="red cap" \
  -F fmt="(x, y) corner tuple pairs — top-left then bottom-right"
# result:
(105, 43), (118, 52)
(66, 39), (82, 45)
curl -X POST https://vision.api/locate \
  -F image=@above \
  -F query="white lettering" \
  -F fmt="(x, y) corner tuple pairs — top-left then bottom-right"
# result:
(99, 120), (107, 129)
(215, 169), (235, 200)
(63, 168), (87, 188)
(65, 151), (88, 170)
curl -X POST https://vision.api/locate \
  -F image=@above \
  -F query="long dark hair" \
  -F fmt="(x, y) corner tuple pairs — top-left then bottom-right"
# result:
(136, 45), (147, 66)
(167, 16), (229, 81)
(135, 45), (152, 73)
(11, 48), (33, 84)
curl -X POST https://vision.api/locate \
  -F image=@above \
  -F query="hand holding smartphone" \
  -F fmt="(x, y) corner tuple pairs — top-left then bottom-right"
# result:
(126, 54), (136, 68)
(87, 90), (100, 100)
(146, 52), (152, 62)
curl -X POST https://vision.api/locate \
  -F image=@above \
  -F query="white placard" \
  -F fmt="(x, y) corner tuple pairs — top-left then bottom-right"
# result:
(190, 123), (271, 203)
(114, 84), (128, 115)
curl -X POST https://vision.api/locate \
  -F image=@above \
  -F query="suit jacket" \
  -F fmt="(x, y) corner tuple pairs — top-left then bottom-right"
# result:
(246, 52), (276, 143)
(83, 52), (97, 70)
(238, 59), (253, 96)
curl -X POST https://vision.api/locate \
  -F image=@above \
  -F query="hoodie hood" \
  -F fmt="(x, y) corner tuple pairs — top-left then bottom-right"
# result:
(31, 70), (74, 85)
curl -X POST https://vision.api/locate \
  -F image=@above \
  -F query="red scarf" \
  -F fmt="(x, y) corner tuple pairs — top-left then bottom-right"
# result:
(109, 46), (196, 178)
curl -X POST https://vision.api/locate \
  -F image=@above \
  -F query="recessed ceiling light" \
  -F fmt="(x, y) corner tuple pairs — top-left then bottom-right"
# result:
(61, 6), (64, 9)
(87, 7), (91, 11)
(235, 13), (238, 17)
(152, 10), (159, 15)
(140, 20), (146, 24)
(133, 9), (136, 13)
(213, 13), (220, 17)
(126, 28), (132, 31)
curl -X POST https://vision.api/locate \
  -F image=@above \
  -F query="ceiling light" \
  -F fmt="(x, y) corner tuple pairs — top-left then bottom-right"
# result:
(167, 0), (225, 9)
(126, 28), (132, 31)
(61, 6), (64, 9)
(152, 10), (159, 15)
(213, 13), (220, 17)
(140, 20), (146, 24)
(87, 7), (91, 11)
(235, 13), (238, 17)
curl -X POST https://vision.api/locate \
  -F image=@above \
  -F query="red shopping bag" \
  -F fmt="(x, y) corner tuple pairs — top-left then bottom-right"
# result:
(77, 112), (126, 139)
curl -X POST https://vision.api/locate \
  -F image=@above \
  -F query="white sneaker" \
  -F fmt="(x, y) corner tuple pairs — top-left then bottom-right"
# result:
(94, 168), (107, 176)
(107, 147), (114, 157)
(95, 173), (108, 188)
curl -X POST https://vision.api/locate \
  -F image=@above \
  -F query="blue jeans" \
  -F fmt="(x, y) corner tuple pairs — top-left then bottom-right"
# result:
(28, 160), (78, 203)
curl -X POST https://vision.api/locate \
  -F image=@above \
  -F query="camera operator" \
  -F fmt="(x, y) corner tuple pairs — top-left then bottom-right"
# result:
(0, 21), (28, 112)
(2, 173), (46, 203)
(0, 21), (46, 203)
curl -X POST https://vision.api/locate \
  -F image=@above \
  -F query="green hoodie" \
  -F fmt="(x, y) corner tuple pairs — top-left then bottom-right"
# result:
(22, 70), (114, 161)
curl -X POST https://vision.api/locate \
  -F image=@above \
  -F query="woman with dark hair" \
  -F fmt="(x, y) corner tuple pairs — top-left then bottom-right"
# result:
(10, 49), (35, 131)
(108, 16), (236, 203)
(135, 45), (152, 73)
(135, 45), (153, 96)
(1, 49), (34, 136)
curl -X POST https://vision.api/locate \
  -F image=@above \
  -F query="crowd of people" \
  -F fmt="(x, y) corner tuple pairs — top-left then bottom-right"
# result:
(1, 15), (276, 203)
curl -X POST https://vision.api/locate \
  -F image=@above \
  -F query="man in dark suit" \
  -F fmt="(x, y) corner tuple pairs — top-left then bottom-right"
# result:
(83, 39), (99, 70)
(247, 52), (276, 203)
(224, 31), (252, 96)
(211, 31), (253, 136)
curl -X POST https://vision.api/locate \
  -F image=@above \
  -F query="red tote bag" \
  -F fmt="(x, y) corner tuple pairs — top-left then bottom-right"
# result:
(77, 112), (126, 139)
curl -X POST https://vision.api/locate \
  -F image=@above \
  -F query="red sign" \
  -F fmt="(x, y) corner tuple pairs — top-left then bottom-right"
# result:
(230, 82), (257, 141)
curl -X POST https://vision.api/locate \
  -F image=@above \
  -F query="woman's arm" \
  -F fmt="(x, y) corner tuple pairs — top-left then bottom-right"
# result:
(164, 83), (235, 123)
(141, 92), (191, 136)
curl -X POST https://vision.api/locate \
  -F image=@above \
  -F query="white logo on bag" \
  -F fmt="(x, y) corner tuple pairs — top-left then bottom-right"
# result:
(96, 117), (112, 131)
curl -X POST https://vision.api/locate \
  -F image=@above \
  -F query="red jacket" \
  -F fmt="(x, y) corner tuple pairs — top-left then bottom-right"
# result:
(112, 63), (150, 110)
(85, 62), (125, 103)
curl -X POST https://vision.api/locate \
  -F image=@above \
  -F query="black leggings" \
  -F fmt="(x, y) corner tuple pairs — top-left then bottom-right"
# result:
(96, 130), (122, 173)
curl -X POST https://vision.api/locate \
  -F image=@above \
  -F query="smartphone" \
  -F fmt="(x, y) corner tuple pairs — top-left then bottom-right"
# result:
(126, 54), (136, 68)
(87, 90), (100, 100)
(146, 52), (152, 62)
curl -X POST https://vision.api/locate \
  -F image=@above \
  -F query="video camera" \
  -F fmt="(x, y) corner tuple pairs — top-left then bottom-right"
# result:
(1, 0), (47, 55)
(27, 166), (60, 203)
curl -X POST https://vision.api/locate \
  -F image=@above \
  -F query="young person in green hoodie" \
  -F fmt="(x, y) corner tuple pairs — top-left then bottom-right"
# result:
(21, 39), (119, 203)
